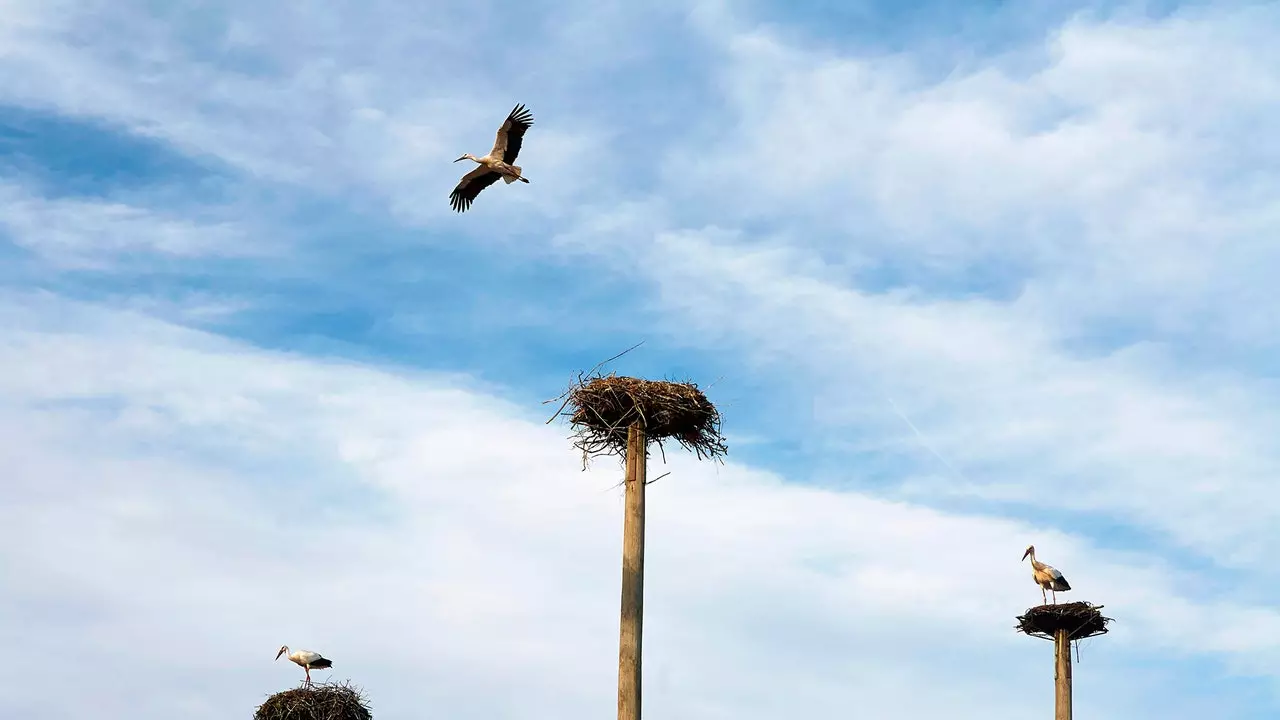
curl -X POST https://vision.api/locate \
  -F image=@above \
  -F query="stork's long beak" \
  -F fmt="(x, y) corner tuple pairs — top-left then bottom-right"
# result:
(275, 647), (287, 660)
(453, 155), (468, 163)
(1021, 547), (1032, 561)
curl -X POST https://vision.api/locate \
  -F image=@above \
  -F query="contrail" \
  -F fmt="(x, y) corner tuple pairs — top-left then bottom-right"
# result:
(885, 394), (971, 484)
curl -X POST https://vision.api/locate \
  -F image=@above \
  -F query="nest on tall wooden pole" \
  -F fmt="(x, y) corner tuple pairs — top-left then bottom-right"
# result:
(254, 681), (373, 720)
(547, 372), (727, 465)
(1016, 601), (1112, 641)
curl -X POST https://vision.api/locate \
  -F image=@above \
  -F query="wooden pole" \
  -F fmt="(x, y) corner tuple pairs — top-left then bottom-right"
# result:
(618, 422), (647, 720)
(1054, 629), (1072, 720)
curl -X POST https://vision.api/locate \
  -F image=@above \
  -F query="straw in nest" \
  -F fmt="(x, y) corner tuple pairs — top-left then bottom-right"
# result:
(1016, 601), (1112, 641)
(547, 372), (727, 464)
(254, 681), (373, 720)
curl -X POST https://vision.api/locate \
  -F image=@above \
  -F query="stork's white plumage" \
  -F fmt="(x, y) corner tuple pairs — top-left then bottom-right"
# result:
(1022, 545), (1071, 605)
(275, 645), (333, 685)
(449, 104), (534, 212)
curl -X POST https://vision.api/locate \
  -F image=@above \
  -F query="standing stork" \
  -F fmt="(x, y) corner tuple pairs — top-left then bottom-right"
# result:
(275, 645), (333, 686)
(449, 103), (534, 212)
(1022, 545), (1071, 605)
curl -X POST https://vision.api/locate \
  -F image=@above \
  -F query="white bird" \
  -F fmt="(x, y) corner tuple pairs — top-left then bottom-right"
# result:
(275, 645), (334, 685)
(1022, 545), (1071, 605)
(449, 104), (535, 213)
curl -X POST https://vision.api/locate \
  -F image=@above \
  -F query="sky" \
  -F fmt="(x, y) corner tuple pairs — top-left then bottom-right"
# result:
(1, 0), (1279, 718)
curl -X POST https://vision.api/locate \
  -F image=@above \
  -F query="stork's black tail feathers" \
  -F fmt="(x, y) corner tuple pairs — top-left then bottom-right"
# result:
(1051, 577), (1071, 591)
(309, 659), (334, 669)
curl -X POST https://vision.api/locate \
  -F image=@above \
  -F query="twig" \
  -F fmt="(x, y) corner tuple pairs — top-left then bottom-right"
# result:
(646, 471), (672, 486)
(584, 340), (646, 379)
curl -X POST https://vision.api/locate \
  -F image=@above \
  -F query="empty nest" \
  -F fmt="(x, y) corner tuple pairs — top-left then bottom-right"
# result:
(1016, 601), (1112, 641)
(548, 372), (727, 464)
(254, 681), (373, 720)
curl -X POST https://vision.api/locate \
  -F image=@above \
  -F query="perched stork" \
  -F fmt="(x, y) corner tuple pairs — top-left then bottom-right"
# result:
(449, 104), (534, 212)
(1022, 545), (1071, 605)
(275, 645), (333, 685)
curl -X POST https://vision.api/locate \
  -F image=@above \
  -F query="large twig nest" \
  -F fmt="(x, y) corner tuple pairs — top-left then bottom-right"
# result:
(254, 682), (373, 720)
(547, 372), (727, 464)
(1016, 601), (1112, 641)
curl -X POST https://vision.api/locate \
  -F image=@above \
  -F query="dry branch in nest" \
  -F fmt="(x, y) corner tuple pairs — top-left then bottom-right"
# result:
(1016, 601), (1112, 641)
(254, 681), (373, 720)
(547, 372), (727, 465)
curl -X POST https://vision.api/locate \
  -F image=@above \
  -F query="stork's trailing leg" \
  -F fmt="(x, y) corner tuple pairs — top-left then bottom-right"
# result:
(1042, 586), (1048, 605)
(499, 165), (530, 184)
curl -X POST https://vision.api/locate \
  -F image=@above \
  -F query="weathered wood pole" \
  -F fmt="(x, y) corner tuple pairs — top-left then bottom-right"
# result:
(617, 421), (647, 720)
(1054, 628), (1072, 720)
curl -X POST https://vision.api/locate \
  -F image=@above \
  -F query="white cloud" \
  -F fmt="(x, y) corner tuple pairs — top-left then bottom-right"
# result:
(571, 211), (1280, 576)
(0, 0), (626, 229)
(1, 293), (1277, 720)
(0, 181), (274, 267)
(535, 5), (1280, 576)
(662, 3), (1280, 340)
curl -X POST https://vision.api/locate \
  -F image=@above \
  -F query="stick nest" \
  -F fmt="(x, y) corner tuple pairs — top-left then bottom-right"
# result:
(254, 682), (373, 720)
(548, 372), (727, 464)
(1016, 601), (1112, 641)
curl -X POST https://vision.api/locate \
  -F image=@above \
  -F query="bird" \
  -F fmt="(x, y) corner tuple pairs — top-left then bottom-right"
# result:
(449, 103), (535, 212)
(275, 645), (334, 686)
(1022, 545), (1071, 605)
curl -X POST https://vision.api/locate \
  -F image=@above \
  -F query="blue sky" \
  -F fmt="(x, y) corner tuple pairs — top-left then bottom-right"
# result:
(2, 1), (1280, 718)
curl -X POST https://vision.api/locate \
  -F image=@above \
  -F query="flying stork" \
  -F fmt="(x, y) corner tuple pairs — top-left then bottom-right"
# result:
(449, 104), (534, 212)
(275, 645), (333, 686)
(1022, 545), (1071, 605)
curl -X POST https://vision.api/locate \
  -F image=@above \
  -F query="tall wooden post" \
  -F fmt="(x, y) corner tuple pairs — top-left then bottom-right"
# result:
(618, 422), (647, 720)
(1017, 602), (1108, 720)
(1054, 629), (1072, 720)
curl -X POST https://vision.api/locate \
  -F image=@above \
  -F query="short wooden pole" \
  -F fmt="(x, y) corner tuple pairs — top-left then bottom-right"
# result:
(617, 422), (647, 720)
(1054, 628), (1072, 720)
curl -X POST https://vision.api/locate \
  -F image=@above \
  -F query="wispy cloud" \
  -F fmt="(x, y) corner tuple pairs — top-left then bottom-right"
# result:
(0, 180), (271, 267)
(542, 2), (1280, 570)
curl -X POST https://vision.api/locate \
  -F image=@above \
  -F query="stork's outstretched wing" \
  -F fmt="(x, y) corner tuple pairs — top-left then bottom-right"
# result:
(490, 104), (534, 164)
(450, 164), (502, 212)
